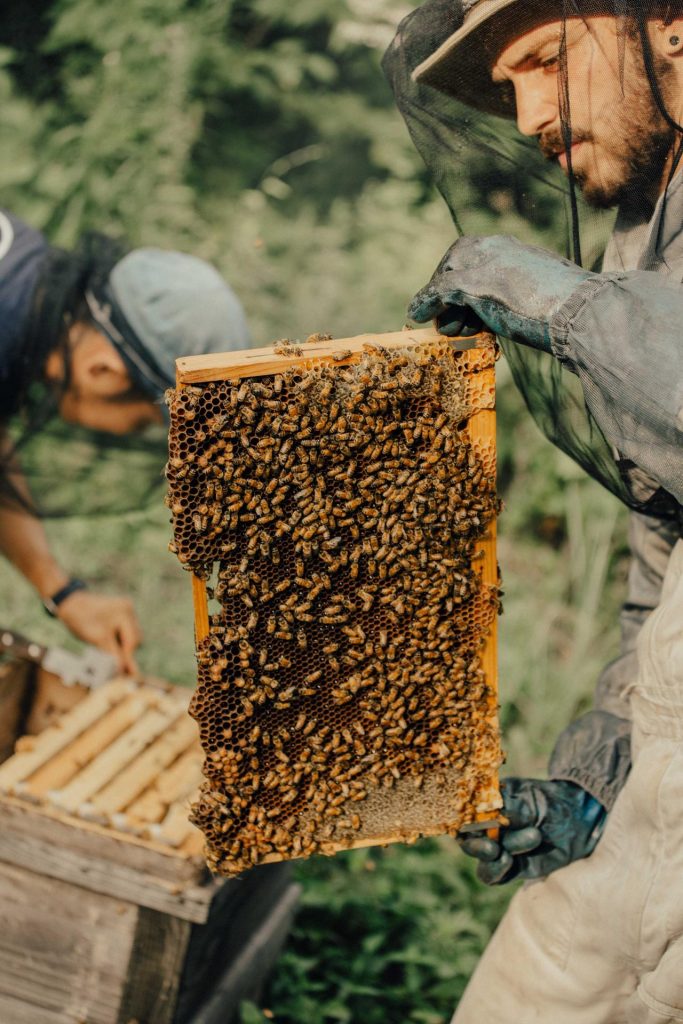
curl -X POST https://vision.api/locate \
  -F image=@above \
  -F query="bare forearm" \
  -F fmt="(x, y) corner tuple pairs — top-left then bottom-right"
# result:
(0, 502), (69, 598)
(0, 433), (141, 673)
(0, 432), (69, 597)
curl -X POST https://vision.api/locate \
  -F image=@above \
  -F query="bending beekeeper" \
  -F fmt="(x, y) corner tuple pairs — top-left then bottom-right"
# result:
(0, 210), (249, 674)
(385, 1), (683, 1020)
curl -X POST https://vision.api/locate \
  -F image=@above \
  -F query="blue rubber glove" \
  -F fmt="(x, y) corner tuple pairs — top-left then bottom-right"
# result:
(408, 236), (597, 353)
(460, 778), (607, 885)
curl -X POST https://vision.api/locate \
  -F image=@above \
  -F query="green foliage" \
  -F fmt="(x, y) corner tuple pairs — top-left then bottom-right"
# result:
(0, 0), (422, 250)
(243, 843), (514, 1024)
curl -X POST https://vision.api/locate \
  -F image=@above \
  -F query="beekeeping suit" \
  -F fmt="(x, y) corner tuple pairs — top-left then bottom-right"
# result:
(385, 1), (683, 1019)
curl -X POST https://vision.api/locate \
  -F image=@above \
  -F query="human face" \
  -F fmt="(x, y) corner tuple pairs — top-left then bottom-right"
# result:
(491, 16), (676, 208)
(44, 323), (164, 435)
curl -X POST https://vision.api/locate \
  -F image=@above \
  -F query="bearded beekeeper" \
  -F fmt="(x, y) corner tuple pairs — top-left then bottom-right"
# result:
(384, 1), (683, 1020)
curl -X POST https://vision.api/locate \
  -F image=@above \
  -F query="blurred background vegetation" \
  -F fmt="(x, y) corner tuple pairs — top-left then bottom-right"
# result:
(0, 1), (627, 1020)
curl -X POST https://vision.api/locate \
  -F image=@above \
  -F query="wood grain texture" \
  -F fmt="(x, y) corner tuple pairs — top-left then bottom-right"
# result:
(0, 797), (206, 889)
(0, 859), (136, 1023)
(89, 714), (197, 817)
(24, 693), (148, 797)
(0, 991), (74, 1024)
(0, 674), (298, 1024)
(0, 805), (212, 922)
(51, 703), (184, 815)
(151, 800), (199, 848)
(156, 747), (204, 804)
(176, 329), (483, 383)
(117, 908), (191, 1024)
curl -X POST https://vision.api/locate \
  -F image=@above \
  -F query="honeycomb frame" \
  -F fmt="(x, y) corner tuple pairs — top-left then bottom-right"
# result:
(168, 328), (502, 875)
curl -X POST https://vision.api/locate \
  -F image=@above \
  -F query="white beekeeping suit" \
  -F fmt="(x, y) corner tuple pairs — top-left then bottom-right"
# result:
(384, 1), (683, 1019)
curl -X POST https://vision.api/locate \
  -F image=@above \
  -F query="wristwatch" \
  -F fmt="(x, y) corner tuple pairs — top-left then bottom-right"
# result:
(43, 578), (88, 617)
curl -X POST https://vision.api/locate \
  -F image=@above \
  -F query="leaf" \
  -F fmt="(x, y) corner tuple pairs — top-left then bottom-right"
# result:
(239, 1001), (270, 1024)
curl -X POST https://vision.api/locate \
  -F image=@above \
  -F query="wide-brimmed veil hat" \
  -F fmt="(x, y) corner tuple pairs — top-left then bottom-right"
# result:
(413, 0), (597, 117)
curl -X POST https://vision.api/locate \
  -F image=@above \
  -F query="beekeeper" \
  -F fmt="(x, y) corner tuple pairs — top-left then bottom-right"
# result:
(385, 1), (683, 1020)
(0, 210), (249, 674)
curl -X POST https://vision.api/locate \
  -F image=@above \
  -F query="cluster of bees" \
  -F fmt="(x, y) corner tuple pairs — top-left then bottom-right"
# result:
(167, 338), (500, 876)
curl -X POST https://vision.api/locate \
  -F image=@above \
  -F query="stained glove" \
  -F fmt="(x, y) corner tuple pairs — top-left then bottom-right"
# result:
(408, 235), (596, 353)
(460, 778), (607, 885)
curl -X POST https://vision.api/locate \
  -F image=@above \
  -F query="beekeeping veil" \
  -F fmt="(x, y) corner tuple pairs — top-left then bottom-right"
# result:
(384, 0), (683, 519)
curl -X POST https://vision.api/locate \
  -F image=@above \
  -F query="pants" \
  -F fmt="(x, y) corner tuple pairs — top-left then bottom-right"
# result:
(453, 541), (683, 1024)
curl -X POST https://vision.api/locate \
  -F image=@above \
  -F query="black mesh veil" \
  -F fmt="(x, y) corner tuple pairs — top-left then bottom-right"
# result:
(384, 0), (683, 519)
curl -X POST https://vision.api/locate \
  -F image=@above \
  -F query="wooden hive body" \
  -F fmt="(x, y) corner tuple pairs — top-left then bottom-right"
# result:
(168, 329), (503, 877)
(0, 665), (297, 1024)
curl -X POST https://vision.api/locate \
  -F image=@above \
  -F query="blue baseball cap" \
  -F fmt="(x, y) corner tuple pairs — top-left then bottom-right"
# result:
(85, 248), (250, 411)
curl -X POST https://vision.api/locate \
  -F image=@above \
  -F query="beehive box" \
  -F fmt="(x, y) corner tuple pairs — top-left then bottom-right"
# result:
(167, 328), (503, 877)
(0, 664), (298, 1024)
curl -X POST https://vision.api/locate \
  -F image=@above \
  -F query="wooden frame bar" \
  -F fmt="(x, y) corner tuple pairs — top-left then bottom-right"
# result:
(176, 328), (486, 383)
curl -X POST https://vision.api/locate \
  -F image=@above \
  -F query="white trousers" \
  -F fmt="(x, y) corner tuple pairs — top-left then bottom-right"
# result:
(453, 541), (683, 1024)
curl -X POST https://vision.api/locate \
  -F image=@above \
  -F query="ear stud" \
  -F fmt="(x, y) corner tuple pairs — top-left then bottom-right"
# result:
(670, 34), (681, 46)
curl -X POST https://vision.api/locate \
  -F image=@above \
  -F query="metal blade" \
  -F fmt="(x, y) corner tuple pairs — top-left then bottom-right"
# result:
(41, 645), (118, 688)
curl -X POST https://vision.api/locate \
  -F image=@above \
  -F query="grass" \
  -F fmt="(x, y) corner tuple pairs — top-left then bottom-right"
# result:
(248, 842), (513, 1024)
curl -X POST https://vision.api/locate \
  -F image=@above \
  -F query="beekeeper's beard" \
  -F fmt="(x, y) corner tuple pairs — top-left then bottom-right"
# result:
(539, 41), (677, 210)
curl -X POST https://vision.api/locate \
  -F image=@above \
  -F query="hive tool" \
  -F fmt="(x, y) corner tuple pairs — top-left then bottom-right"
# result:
(0, 627), (119, 688)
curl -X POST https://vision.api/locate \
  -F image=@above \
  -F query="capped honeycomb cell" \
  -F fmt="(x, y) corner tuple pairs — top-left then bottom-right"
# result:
(167, 328), (503, 876)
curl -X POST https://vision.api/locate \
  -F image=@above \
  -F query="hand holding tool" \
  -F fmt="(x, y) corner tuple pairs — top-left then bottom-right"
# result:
(0, 627), (119, 688)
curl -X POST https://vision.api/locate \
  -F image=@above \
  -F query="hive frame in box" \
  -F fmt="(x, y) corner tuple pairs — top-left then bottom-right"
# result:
(0, 666), (298, 1023)
(174, 328), (502, 863)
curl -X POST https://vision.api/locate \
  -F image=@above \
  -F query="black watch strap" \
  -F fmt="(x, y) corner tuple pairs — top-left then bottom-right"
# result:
(43, 578), (88, 617)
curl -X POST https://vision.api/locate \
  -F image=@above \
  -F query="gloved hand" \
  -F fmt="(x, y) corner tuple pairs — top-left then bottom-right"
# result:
(408, 235), (597, 353)
(460, 778), (606, 885)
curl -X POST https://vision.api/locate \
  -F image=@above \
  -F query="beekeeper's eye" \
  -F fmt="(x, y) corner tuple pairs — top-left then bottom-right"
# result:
(541, 54), (560, 70)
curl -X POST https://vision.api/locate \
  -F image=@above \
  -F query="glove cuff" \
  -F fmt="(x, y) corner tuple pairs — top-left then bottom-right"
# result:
(548, 276), (626, 367)
(548, 710), (632, 811)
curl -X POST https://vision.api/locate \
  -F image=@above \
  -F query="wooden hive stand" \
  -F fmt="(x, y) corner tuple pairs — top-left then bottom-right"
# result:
(0, 660), (299, 1024)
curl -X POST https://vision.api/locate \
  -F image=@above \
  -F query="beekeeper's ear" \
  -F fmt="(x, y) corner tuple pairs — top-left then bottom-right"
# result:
(650, 17), (683, 56)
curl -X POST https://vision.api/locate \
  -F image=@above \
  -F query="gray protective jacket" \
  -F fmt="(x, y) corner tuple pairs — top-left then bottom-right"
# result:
(546, 175), (683, 809)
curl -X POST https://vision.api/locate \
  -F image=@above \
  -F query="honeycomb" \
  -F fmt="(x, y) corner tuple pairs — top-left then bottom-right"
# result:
(166, 333), (502, 876)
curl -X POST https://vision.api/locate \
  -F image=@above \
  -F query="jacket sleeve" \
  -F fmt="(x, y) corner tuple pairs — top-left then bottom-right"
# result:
(546, 271), (683, 808)
(549, 271), (683, 505)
